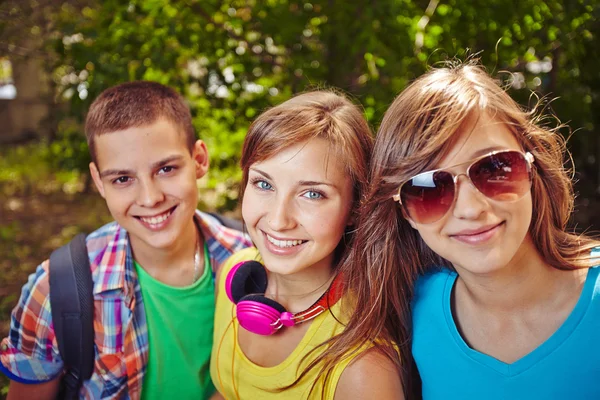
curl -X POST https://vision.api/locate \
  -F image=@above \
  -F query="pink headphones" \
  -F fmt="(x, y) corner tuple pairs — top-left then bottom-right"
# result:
(225, 260), (344, 336)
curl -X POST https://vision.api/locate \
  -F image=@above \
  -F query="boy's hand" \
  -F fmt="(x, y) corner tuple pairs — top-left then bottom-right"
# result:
(7, 377), (61, 400)
(209, 391), (226, 400)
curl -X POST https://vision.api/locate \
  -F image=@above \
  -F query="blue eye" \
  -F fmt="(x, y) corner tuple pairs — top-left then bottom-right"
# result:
(255, 180), (273, 191)
(303, 190), (323, 200)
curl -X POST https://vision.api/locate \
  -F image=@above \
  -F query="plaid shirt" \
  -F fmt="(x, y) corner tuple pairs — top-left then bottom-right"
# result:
(0, 210), (251, 399)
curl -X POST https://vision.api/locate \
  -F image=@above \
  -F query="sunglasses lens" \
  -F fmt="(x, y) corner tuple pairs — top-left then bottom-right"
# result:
(401, 170), (455, 224)
(469, 151), (532, 201)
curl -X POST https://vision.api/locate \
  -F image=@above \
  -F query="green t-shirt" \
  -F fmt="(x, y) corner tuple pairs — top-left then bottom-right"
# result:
(135, 244), (215, 400)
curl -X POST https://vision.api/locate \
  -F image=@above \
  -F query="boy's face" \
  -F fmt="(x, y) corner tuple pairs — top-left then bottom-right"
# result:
(89, 118), (208, 254)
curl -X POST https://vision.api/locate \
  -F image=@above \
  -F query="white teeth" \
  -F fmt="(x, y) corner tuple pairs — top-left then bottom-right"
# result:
(266, 234), (304, 248)
(140, 210), (171, 225)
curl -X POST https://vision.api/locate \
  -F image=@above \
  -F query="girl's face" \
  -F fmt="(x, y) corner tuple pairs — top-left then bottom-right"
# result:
(406, 113), (535, 277)
(242, 138), (354, 277)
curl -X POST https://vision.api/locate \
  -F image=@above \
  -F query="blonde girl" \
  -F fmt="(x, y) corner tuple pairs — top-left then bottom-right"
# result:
(210, 91), (403, 399)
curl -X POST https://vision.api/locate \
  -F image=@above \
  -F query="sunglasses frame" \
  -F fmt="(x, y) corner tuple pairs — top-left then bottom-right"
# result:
(392, 149), (535, 223)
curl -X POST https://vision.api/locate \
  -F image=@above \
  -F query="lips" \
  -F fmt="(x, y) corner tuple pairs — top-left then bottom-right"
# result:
(450, 222), (504, 245)
(135, 206), (177, 229)
(260, 231), (309, 256)
(265, 233), (307, 248)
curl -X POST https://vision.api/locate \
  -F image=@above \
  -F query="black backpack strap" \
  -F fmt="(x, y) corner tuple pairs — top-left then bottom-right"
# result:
(208, 212), (244, 232)
(49, 233), (95, 399)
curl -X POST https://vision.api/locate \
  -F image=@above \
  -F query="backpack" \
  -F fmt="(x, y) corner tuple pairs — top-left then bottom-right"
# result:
(48, 213), (244, 399)
(49, 232), (94, 400)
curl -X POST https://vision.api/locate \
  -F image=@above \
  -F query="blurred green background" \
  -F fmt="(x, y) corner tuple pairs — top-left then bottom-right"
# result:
(1, 0), (600, 395)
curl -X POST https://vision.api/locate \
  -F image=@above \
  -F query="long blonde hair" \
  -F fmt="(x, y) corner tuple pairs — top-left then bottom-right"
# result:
(239, 89), (375, 395)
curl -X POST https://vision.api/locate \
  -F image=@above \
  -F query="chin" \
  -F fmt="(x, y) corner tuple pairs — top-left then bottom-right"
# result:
(455, 257), (510, 276)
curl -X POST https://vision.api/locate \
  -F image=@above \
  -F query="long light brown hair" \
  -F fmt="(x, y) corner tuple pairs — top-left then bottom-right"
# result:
(240, 90), (373, 236)
(239, 90), (376, 394)
(340, 60), (600, 398)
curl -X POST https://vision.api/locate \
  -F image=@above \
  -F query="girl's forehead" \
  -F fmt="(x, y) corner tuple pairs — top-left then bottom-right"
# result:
(252, 138), (334, 167)
(249, 138), (352, 189)
(435, 113), (520, 169)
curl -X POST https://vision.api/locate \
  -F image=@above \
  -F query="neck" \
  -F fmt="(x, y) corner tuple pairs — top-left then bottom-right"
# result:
(455, 239), (586, 313)
(130, 217), (199, 278)
(266, 258), (335, 313)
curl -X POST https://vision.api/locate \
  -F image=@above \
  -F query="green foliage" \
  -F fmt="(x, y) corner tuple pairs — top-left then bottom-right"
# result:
(0, 142), (86, 196)
(0, 375), (7, 397)
(47, 125), (90, 172)
(3, 0), (596, 211)
(48, 0), (600, 180)
(2, 0), (600, 396)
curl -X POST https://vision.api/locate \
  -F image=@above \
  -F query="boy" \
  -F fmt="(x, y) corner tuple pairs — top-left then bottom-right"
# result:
(0, 82), (251, 399)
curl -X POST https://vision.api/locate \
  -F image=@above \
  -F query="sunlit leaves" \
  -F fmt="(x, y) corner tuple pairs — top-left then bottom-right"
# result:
(3, 0), (599, 208)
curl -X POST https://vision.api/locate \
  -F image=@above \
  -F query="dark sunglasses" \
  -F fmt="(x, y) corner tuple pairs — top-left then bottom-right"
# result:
(392, 150), (535, 224)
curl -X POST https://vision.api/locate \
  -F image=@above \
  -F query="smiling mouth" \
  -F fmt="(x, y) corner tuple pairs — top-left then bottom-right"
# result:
(449, 221), (505, 245)
(452, 222), (504, 237)
(136, 206), (177, 225)
(265, 233), (307, 248)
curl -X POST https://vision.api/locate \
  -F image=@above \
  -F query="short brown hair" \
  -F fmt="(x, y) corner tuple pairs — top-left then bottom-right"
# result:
(85, 81), (196, 164)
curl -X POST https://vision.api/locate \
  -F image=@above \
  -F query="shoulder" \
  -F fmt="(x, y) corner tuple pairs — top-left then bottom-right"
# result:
(12, 261), (53, 319)
(412, 268), (455, 327)
(195, 211), (252, 265)
(585, 265), (600, 297)
(0, 260), (63, 381)
(85, 221), (124, 261)
(335, 348), (404, 400)
(87, 220), (121, 246)
(413, 267), (455, 304)
(10, 223), (119, 316)
(227, 247), (261, 264)
(7, 260), (53, 327)
(215, 247), (261, 287)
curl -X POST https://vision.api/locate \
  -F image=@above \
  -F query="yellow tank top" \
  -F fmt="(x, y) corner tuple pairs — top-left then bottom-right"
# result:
(210, 248), (360, 399)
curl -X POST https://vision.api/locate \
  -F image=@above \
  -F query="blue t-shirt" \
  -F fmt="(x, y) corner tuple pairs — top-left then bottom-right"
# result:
(412, 266), (600, 399)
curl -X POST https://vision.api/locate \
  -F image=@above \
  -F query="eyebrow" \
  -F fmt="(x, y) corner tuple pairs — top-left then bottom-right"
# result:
(100, 168), (134, 179)
(298, 180), (337, 188)
(249, 168), (338, 188)
(100, 155), (184, 178)
(250, 168), (273, 181)
(471, 146), (511, 159)
(438, 146), (514, 171)
(151, 155), (184, 169)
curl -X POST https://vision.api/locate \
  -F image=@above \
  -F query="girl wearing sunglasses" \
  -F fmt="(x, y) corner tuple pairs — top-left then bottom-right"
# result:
(343, 61), (600, 399)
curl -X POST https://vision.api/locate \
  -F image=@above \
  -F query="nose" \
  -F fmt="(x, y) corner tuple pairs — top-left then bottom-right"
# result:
(137, 178), (165, 207)
(267, 195), (296, 231)
(451, 174), (489, 220)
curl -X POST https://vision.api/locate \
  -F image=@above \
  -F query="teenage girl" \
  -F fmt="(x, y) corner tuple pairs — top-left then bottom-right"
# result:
(209, 91), (404, 399)
(345, 61), (600, 399)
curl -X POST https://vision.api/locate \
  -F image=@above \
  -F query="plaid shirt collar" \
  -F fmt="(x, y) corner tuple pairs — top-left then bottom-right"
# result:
(91, 210), (249, 297)
(1, 209), (250, 399)
(86, 210), (249, 399)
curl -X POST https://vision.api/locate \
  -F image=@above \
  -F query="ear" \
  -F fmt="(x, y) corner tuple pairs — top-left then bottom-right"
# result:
(407, 217), (418, 230)
(192, 140), (210, 179)
(89, 162), (106, 198)
(346, 212), (355, 227)
(400, 207), (418, 230)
